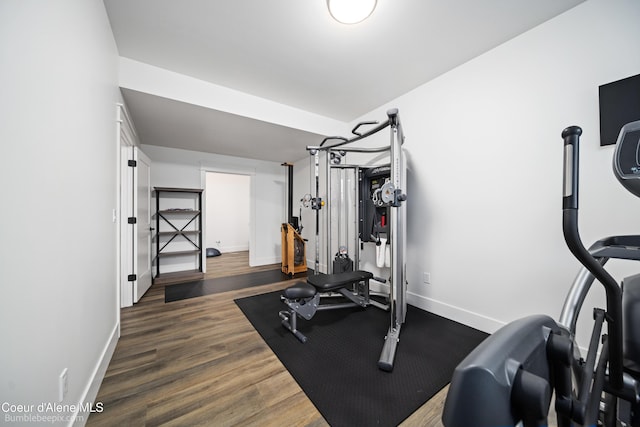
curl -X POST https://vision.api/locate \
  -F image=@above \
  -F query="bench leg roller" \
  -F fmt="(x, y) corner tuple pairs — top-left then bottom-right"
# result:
(279, 310), (308, 343)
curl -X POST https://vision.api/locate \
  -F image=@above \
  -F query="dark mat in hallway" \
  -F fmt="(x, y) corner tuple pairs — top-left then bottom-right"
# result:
(235, 291), (488, 427)
(165, 269), (304, 303)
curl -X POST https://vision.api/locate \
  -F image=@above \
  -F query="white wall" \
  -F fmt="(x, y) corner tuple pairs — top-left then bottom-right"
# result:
(206, 172), (251, 253)
(141, 144), (284, 267)
(0, 0), (120, 424)
(379, 0), (640, 343)
(296, 0), (640, 348)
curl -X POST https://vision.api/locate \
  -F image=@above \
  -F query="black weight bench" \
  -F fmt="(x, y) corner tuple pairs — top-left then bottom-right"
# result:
(279, 270), (380, 342)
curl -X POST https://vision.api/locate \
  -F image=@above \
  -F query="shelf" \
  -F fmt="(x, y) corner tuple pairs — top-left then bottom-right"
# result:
(157, 249), (201, 258)
(154, 187), (203, 194)
(157, 230), (201, 237)
(153, 269), (204, 286)
(158, 209), (201, 214)
(154, 187), (204, 279)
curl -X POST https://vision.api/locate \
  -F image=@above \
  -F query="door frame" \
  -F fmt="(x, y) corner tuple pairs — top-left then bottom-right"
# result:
(200, 168), (255, 267)
(118, 103), (139, 308)
(133, 148), (152, 302)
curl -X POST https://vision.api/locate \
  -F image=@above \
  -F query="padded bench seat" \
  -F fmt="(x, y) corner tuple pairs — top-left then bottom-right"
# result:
(280, 270), (378, 344)
(282, 282), (316, 299)
(306, 270), (373, 292)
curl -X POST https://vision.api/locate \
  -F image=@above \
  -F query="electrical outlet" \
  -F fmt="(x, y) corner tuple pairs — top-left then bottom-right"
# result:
(59, 369), (68, 402)
(423, 272), (431, 284)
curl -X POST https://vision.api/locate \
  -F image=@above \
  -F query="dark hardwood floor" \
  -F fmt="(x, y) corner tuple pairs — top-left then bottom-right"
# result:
(203, 251), (281, 280)
(87, 251), (448, 426)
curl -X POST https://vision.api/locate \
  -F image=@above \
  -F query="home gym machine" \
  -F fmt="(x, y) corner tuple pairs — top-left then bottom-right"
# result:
(281, 163), (307, 276)
(442, 120), (640, 427)
(279, 108), (408, 371)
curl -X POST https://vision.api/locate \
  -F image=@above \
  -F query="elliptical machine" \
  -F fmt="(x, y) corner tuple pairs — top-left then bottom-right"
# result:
(442, 120), (640, 427)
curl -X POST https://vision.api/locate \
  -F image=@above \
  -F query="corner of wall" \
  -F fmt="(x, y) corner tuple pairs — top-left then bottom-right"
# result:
(72, 323), (119, 427)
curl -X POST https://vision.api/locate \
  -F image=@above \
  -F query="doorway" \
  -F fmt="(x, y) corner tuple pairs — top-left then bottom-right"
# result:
(205, 172), (252, 275)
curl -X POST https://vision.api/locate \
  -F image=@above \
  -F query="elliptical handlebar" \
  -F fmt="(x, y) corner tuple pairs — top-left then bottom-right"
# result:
(562, 126), (582, 209)
(561, 126), (624, 390)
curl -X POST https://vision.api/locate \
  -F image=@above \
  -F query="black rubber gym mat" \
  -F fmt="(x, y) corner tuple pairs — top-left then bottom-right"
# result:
(235, 291), (488, 427)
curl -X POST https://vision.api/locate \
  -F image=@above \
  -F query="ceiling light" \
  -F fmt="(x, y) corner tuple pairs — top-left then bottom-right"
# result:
(326, 0), (377, 25)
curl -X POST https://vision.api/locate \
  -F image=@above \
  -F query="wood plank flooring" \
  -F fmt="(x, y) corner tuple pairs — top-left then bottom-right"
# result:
(204, 251), (281, 280)
(87, 252), (447, 426)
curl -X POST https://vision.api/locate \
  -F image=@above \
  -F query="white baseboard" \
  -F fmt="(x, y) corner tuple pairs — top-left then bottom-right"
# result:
(407, 291), (505, 334)
(220, 245), (249, 253)
(71, 322), (119, 426)
(406, 294), (592, 357)
(250, 255), (279, 267)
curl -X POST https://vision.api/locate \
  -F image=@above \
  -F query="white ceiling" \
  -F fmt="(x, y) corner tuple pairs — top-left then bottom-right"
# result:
(105, 0), (585, 162)
(121, 88), (326, 161)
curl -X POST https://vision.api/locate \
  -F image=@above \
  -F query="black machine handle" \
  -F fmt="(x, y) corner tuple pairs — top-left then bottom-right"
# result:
(561, 126), (624, 389)
(316, 109), (398, 150)
(352, 120), (379, 137)
(562, 126), (581, 210)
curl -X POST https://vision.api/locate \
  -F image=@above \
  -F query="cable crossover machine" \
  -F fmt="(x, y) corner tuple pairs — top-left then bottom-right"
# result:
(279, 108), (408, 371)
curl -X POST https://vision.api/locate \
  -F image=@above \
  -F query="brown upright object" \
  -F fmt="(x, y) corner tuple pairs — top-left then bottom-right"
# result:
(281, 223), (307, 275)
